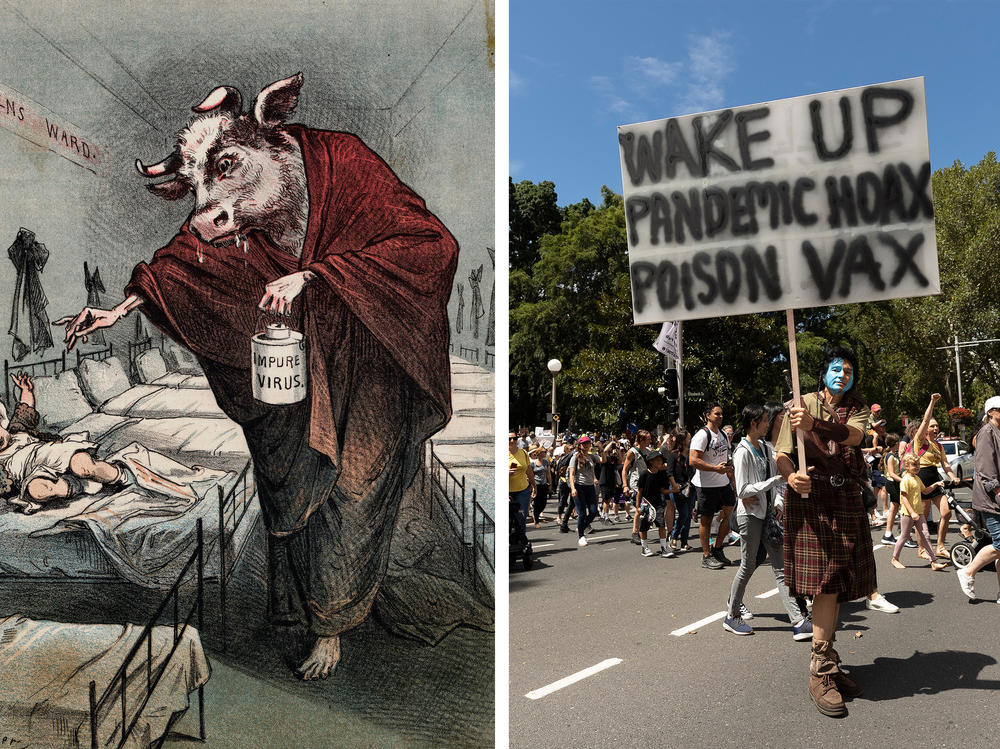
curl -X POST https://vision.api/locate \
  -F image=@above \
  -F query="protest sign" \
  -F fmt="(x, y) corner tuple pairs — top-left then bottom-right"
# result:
(618, 77), (938, 324)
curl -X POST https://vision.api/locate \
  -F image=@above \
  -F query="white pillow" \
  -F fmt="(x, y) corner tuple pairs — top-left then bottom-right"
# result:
(31, 370), (93, 431)
(135, 348), (168, 383)
(77, 357), (132, 407)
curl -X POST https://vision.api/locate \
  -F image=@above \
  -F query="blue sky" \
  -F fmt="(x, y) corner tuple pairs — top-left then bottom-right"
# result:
(510, 0), (1000, 206)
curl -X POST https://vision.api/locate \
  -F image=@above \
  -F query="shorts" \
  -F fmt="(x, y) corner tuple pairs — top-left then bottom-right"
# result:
(871, 468), (886, 489)
(639, 502), (666, 532)
(695, 484), (735, 516)
(918, 466), (944, 499)
(600, 485), (621, 503)
(886, 480), (900, 505)
(983, 512), (1000, 551)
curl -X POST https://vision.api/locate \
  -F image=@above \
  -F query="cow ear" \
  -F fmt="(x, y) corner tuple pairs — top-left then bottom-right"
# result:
(146, 179), (191, 201)
(253, 73), (303, 127)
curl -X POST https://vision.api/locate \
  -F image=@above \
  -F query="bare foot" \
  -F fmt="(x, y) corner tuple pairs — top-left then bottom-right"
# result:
(296, 635), (341, 680)
(890, 558), (905, 569)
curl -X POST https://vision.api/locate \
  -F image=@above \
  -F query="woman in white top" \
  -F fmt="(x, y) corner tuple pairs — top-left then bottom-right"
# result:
(724, 404), (811, 639)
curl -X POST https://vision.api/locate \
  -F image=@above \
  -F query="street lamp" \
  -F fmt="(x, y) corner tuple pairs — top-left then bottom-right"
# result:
(547, 359), (561, 436)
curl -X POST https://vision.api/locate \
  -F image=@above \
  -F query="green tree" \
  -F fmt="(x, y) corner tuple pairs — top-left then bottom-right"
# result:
(509, 178), (561, 273)
(509, 155), (1000, 436)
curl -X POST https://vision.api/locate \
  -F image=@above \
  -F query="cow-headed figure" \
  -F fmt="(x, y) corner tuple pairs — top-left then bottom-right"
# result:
(137, 73), (309, 263)
(57, 72), (460, 683)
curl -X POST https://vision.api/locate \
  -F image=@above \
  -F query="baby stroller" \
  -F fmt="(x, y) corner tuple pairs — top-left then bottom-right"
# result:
(509, 497), (533, 571)
(945, 481), (995, 569)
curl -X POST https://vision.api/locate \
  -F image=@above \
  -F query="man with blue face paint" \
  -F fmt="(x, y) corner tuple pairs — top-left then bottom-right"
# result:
(772, 346), (875, 718)
(824, 359), (854, 394)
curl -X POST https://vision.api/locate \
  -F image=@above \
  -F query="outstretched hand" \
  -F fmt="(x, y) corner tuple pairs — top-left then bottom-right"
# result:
(10, 373), (33, 393)
(54, 307), (119, 351)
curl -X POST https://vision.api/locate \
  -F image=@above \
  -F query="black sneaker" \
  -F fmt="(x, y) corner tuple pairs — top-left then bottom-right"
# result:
(712, 547), (732, 566)
(903, 539), (917, 548)
(631, 532), (641, 545)
(881, 533), (897, 545)
(702, 555), (724, 570)
(559, 524), (570, 534)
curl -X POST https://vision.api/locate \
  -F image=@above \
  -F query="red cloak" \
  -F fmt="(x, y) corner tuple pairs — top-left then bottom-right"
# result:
(126, 125), (458, 525)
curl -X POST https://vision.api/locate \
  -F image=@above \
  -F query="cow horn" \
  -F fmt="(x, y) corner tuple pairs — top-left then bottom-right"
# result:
(135, 152), (181, 178)
(192, 85), (243, 115)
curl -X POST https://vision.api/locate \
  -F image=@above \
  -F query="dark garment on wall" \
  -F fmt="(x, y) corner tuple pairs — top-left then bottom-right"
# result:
(7, 228), (53, 361)
(84, 262), (107, 345)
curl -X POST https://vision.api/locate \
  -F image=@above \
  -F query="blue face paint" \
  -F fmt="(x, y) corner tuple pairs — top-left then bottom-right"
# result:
(824, 358), (854, 394)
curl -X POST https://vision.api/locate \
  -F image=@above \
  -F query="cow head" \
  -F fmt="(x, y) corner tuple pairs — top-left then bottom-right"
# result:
(136, 73), (308, 252)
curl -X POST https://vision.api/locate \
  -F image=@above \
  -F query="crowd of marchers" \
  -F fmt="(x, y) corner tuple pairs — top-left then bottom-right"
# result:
(509, 346), (1000, 717)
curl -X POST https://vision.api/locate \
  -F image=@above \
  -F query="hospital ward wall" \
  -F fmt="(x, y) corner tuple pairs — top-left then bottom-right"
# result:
(0, 0), (494, 371)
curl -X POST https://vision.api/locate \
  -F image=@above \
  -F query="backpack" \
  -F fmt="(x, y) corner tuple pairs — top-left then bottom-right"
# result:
(627, 446), (648, 488)
(693, 427), (729, 466)
(902, 439), (930, 458)
(555, 451), (574, 479)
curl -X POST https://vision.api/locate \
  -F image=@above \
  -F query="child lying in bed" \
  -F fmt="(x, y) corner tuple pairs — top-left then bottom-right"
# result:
(0, 373), (129, 514)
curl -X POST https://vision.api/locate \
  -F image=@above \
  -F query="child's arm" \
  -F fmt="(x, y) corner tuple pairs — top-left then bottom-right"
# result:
(11, 374), (34, 409)
(921, 480), (944, 495)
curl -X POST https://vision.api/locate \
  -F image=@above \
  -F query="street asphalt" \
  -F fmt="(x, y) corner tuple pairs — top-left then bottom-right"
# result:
(509, 488), (999, 749)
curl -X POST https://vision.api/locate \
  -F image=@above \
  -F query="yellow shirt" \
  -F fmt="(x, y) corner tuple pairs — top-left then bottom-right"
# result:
(911, 436), (945, 469)
(509, 448), (530, 492)
(899, 473), (927, 515)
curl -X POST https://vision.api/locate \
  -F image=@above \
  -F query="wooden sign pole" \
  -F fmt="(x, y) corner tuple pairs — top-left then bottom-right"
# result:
(785, 309), (809, 498)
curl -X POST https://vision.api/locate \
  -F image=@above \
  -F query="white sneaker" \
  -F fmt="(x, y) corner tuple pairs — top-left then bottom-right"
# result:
(578, 536), (588, 547)
(957, 569), (975, 599)
(865, 594), (899, 613)
(641, 547), (655, 557)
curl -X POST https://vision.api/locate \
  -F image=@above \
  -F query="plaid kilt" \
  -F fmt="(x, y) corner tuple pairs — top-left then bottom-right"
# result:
(783, 478), (876, 601)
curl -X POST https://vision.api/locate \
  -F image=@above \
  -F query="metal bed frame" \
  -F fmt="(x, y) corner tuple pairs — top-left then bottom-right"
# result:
(2, 344), (259, 655)
(89, 519), (206, 749)
(3, 344), (113, 407)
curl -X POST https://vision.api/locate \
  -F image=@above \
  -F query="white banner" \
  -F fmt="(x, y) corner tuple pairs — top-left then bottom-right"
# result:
(653, 321), (680, 358)
(618, 77), (938, 324)
(0, 83), (107, 173)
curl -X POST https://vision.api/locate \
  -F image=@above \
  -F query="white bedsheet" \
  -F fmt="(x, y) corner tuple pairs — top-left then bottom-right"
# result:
(151, 373), (210, 389)
(95, 418), (249, 474)
(103, 385), (226, 420)
(0, 445), (259, 588)
(1, 377), (256, 585)
(0, 614), (210, 749)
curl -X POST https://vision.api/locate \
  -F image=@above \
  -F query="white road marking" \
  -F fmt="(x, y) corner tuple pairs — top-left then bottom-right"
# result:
(533, 543), (554, 548)
(873, 543), (885, 551)
(755, 588), (779, 599)
(670, 610), (727, 637)
(524, 658), (623, 700)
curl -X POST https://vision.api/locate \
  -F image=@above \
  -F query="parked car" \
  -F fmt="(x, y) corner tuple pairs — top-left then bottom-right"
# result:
(938, 439), (976, 480)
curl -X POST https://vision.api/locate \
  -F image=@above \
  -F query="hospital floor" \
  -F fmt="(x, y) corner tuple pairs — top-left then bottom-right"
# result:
(3, 524), (494, 749)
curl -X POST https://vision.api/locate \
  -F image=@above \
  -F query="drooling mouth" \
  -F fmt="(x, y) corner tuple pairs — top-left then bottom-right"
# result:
(211, 231), (251, 251)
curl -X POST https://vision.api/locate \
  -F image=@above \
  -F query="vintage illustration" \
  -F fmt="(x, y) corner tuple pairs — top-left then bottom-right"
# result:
(0, 2), (494, 747)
